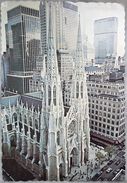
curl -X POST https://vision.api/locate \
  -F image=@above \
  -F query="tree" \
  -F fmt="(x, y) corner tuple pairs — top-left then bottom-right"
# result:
(105, 145), (114, 157)
(95, 151), (105, 167)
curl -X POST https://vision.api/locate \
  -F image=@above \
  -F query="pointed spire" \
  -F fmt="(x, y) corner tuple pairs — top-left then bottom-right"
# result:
(47, 1), (59, 79)
(77, 14), (82, 49)
(48, 2), (55, 50)
(75, 14), (84, 70)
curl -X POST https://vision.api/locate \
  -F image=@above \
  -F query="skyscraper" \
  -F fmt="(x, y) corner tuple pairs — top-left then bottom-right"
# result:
(6, 6), (40, 93)
(39, 0), (78, 56)
(94, 17), (118, 64)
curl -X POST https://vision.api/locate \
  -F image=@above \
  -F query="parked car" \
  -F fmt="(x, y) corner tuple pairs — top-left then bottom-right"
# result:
(107, 160), (113, 165)
(106, 167), (112, 173)
(115, 160), (120, 165)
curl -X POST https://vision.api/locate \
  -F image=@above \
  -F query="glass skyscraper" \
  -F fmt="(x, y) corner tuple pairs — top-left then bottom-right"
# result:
(94, 17), (118, 64)
(39, 1), (78, 55)
(6, 6), (40, 93)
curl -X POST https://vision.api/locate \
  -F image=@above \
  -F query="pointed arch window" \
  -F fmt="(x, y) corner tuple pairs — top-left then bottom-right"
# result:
(12, 113), (17, 122)
(29, 117), (32, 127)
(48, 85), (51, 106)
(81, 82), (83, 98)
(53, 85), (56, 106)
(20, 113), (22, 122)
(24, 115), (27, 124)
(76, 82), (79, 98)
(57, 131), (60, 145)
(35, 119), (38, 129)
(5, 115), (9, 124)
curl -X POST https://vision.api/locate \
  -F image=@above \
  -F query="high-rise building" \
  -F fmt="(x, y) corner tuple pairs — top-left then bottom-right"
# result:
(94, 17), (118, 64)
(39, 0), (78, 56)
(6, 6), (40, 93)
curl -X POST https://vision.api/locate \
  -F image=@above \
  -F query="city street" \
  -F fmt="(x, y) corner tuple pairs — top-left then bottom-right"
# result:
(92, 150), (125, 181)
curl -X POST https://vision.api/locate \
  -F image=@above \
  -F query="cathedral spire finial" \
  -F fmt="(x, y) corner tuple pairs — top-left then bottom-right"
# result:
(77, 14), (82, 49)
(48, 2), (55, 50)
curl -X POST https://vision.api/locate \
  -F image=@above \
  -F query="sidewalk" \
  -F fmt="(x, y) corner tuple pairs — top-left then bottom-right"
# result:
(65, 145), (117, 181)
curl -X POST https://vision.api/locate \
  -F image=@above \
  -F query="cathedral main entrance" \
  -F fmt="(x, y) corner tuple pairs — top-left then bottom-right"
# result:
(59, 163), (64, 181)
(70, 148), (78, 167)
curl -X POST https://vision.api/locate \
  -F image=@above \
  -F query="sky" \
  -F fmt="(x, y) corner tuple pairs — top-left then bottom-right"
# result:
(1, 1), (125, 56)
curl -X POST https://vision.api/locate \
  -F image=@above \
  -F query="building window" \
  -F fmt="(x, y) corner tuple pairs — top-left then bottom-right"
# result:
(115, 133), (118, 137)
(53, 85), (56, 106)
(5, 115), (9, 124)
(107, 131), (109, 135)
(95, 111), (98, 115)
(112, 121), (114, 125)
(48, 85), (51, 106)
(103, 124), (105, 128)
(107, 125), (110, 129)
(116, 121), (119, 125)
(107, 119), (110, 123)
(76, 82), (79, 98)
(99, 117), (102, 121)
(103, 129), (105, 133)
(108, 108), (111, 112)
(112, 115), (115, 119)
(100, 106), (102, 110)
(24, 115), (27, 124)
(81, 82), (83, 98)
(57, 131), (60, 145)
(111, 132), (114, 136)
(111, 126), (114, 131)
(103, 118), (106, 122)
(112, 109), (115, 113)
(104, 107), (106, 111)
(91, 115), (94, 119)
(99, 128), (101, 132)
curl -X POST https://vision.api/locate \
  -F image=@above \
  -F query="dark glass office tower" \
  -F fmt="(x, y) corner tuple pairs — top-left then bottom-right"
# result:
(6, 6), (40, 93)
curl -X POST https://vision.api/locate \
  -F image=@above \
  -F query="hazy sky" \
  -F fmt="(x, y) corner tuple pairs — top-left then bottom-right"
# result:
(1, 1), (125, 56)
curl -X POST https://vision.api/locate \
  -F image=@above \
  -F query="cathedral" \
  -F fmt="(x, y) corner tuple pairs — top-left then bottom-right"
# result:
(1, 1), (90, 181)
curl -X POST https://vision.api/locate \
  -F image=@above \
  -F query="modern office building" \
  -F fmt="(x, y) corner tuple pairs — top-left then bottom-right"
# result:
(1, 51), (10, 90)
(6, 6), (40, 93)
(39, 0), (78, 55)
(87, 75), (125, 145)
(94, 17), (118, 64)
